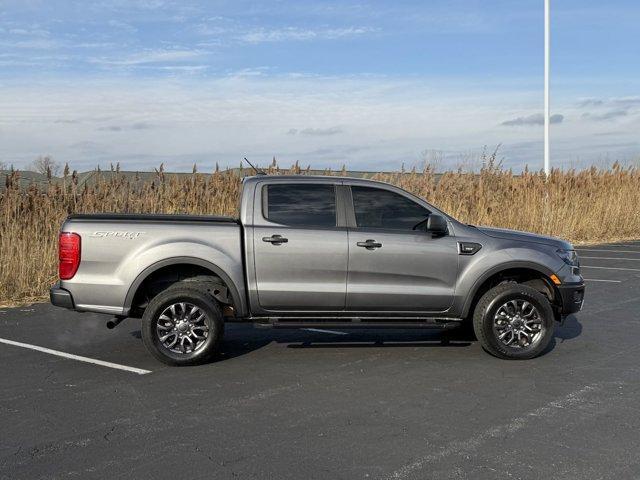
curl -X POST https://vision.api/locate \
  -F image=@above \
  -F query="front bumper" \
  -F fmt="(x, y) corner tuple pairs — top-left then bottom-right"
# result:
(50, 282), (75, 309)
(556, 282), (585, 315)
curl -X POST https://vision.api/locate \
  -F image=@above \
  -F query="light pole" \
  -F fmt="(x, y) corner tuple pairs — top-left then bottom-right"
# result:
(544, 0), (550, 175)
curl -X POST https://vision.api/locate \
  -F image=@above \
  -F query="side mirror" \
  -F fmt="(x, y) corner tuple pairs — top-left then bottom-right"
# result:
(426, 214), (448, 237)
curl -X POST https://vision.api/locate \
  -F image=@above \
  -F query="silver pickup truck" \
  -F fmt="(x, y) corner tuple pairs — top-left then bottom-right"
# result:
(50, 175), (584, 364)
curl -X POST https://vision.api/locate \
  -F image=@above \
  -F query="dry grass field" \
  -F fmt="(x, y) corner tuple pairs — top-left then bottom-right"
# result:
(1, 161), (640, 305)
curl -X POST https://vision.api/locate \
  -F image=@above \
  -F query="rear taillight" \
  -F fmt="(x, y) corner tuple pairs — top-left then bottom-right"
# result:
(59, 232), (81, 280)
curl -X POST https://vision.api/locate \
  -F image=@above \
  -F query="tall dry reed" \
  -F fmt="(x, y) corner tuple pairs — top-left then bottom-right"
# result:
(1, 161), (639, 305)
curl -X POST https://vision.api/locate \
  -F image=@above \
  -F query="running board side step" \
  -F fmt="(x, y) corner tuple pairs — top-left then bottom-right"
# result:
(254, 318), (463, 330)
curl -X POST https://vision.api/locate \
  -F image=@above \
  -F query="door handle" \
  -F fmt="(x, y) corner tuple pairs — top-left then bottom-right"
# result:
(262, 234), (288, 245)
(357, 239), (382, 250)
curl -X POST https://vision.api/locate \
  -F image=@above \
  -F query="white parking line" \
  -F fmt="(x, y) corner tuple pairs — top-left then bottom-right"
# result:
(577, 249), (640, 254)
(303, 328), (348, 335)
(0, 337), (151, 375)
(386, 382), (608, 480)
(583, 278), (622, 283)
(580, 256), (640, 261)
(581, 265), (640, 272)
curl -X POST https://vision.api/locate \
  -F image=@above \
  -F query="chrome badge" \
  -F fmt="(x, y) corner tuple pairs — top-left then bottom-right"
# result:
(90, 231), (145, 239)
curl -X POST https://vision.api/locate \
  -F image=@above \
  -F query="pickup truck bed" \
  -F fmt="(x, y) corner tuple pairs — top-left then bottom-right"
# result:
(53, 213), (246, 317)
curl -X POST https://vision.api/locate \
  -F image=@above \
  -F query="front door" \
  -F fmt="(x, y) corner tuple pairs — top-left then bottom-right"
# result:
(346, 185), (458, 312)
(253, 182), (348, 311)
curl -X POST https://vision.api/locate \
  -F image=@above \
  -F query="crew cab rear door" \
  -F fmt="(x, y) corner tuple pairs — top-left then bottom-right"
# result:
(345, 184), (458, 312)
(252, 181), (348, 311)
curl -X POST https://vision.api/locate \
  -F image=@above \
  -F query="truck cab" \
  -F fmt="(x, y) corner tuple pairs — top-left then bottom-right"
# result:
(243, 175), (459, 316)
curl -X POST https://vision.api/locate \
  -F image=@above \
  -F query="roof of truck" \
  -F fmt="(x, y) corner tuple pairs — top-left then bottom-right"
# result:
(241, 174), (391, 186)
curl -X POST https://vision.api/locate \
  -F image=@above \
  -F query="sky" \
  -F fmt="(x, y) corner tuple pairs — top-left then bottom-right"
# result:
(0, 0), (639, 172)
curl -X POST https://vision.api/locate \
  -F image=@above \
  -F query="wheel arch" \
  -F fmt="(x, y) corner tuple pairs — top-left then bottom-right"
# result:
(123, 257), (246, 318)
(461, 261), (559, 319)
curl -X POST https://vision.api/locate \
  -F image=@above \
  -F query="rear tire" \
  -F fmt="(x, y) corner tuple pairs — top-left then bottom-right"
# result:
(473, 283), (554, 360)
(141, 283), (224, 366)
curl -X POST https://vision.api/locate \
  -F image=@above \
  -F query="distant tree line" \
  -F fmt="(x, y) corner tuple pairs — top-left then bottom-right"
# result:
(0, 155), (61, 178)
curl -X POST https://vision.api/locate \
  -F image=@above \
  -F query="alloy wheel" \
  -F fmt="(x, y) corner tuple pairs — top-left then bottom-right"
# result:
(155, 302), (210, 354)
(492, 299), (545, 349)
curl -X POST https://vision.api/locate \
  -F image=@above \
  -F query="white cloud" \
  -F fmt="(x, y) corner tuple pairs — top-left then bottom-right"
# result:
(0, 38), (59, 49)
(91, 49), (204, 66)
(574, 96), (640, 123)
(501, 113), (564, 126)
(0, 76), (637, 172)
(0, 76), (551, 171)
(613, 97), (640, 107)
(288, 126), (343, 136)
(582, 110), (628, 121)
(107, 19), (137, 33)
(98, 122), (154, 132)
(238, 26), (374, 44)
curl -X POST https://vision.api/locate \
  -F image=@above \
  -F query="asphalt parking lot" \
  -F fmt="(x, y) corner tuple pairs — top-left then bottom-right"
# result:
(1, 241), (639, 480)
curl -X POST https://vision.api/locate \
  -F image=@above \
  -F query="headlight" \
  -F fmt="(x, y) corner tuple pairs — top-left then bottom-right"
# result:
(556, 249), (579, 266)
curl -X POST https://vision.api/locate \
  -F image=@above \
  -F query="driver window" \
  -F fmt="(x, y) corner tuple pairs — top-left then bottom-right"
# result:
(351, 186), (430, 230)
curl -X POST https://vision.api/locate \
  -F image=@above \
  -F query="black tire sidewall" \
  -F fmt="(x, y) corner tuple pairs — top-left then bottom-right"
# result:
(474, 284), (555, 360)
(142, 287), (223, 366)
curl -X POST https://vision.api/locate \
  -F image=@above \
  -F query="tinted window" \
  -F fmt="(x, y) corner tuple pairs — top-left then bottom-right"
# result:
(351, 186), (430, 230)
(264, 184), (336, 227)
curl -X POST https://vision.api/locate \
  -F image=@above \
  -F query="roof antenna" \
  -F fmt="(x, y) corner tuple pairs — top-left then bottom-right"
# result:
(243, 157), (267, 175)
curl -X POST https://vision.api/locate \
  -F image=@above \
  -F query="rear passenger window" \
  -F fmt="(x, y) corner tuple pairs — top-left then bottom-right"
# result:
(264, 184), (337, 227)
(351, 186), (430, 230)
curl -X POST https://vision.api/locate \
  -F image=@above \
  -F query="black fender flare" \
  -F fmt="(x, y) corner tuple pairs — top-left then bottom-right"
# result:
(460, 260), (556, 318)
(123, 256), (245, 317)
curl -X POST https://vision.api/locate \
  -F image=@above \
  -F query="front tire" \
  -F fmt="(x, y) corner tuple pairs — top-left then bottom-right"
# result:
(141, 284), (224, 366)
(473, 283), (555, 360)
